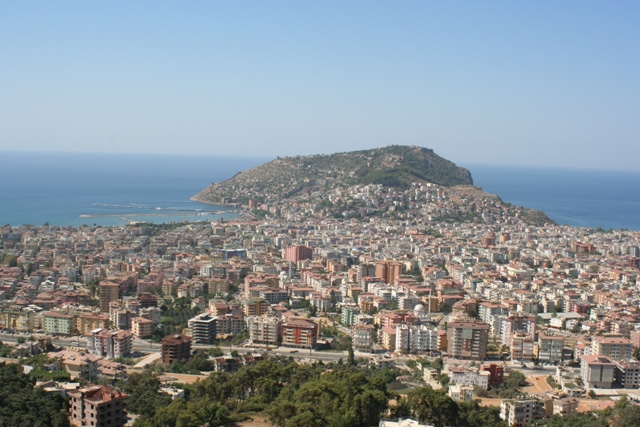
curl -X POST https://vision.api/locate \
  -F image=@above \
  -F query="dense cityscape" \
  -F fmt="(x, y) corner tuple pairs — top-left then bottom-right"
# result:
(2, 176), (640, 427)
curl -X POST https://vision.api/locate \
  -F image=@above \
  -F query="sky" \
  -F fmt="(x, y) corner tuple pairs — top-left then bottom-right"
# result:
(1, 1), (639, 169)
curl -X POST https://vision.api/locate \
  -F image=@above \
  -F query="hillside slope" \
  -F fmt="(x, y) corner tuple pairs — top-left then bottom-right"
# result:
(192, 145), (473, 205)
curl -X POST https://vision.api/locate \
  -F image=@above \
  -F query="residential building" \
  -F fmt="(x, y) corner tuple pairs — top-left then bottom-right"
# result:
(614, 359), (640, 389)
(76, 313), (110, 336)
(188, 313), (217, 345)
(480, 363), (505, 387)
(341, 305), (361, 327)
(447, 320), (489, 360)
(500, 314), (536, 346)
(99, 282), (120, 313)
(581, 354), (616, 389)
(511, 333), (535, 361)
(537, 331), (564, 362)
(43, 312), (75, 336)
(380, 326), (397, 351)
(244, 298), (270, 316)
(592, 336), (633, 360)
(131, 317), (153, 339)
(86, 329), (133, 359)
(161, 334), (191, 364)
(215, 313), (245, 336)
(500, 399), (537, 427)
(448, 384), (474, 403)
(353, 323), (376, 352)
(284, 245), (313, 263)
(553, 398), (579, 416)
(69, 385), (128, 427)
(280, 318), (318, 349)
(247, 315), (280, 346)
(395, 324), (438, 354)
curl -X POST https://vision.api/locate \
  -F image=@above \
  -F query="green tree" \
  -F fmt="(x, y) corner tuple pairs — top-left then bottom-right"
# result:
(347, 344), (356, 366)
(407, 386), (459, 427)
(0, 364), (70, 427)
(121, 371), (171, 419)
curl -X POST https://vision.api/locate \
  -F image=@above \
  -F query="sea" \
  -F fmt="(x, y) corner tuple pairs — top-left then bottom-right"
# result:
(0, 152), (269, 227)
(0, 152), (639, 231)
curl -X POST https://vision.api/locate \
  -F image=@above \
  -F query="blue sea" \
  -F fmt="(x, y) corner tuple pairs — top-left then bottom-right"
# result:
(467, 164), (640, 231)
(0, 152), (269, 227)
(0, 152), (639, 230)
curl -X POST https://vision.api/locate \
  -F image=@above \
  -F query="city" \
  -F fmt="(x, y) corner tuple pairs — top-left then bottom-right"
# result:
(2, 178), (640, 426)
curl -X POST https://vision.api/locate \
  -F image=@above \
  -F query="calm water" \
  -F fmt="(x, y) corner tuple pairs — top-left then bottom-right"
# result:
(0, 152), (268, 227)
(467, 164), (640, 231)
(0, 152), (638, 230)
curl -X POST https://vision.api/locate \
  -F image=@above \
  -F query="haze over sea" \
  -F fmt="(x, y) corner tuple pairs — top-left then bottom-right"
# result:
(1, 152), (639, 231)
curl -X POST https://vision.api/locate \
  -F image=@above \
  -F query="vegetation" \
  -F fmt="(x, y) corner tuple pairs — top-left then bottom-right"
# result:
(193, 145), (474, 205)
(390, 385), (506, 427)
(474, 371), (526, 399)
(0, 364), (70, 427)
(151, 297), (201, 341)
(531, 396), (640, 427)
(118, 357), (501, 427)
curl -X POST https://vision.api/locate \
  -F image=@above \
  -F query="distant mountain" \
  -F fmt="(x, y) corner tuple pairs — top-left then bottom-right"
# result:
(192, 145), (474, 205)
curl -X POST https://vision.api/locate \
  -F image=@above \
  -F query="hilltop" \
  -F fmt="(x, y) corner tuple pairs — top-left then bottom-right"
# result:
(192, 145), (554, 226)
(192, 145), (473, 205)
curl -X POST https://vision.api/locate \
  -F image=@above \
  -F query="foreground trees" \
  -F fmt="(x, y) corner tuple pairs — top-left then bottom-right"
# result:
(0, 364), (70, 427)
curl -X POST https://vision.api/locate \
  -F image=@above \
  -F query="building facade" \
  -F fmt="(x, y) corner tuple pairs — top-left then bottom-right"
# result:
(69, 385), (128, 427)
(161, 334), (192, 364)
(447, 320), (489, 360)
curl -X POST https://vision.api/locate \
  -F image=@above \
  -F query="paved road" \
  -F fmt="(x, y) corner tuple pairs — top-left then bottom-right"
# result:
(526, 375), (554, 395)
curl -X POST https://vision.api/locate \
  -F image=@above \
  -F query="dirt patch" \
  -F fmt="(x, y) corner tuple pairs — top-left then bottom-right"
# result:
(229, 415), (272, 427)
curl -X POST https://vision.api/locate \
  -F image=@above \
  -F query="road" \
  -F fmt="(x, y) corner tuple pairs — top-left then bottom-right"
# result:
(1, 332), (410, 367)
(526, 375), (554, 395)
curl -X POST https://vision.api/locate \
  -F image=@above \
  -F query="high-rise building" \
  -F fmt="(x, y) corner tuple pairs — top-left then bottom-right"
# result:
(69, 385), (128, 427)
(284, 245), (313, 263)
(447, 320), (489, 360)
(161, 334), (191, 364)
(592, 336), (633, 360)
(375, 261), (405, 285)
(353, 323), (376, 352)
(280, 319), (318, 348)
(247, 315), (280, 346)
(99, 282), (120, 313)
(188, 313), (217, 345)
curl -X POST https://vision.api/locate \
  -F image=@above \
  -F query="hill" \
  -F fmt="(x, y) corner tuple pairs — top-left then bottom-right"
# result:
(192, 145), (473, 205)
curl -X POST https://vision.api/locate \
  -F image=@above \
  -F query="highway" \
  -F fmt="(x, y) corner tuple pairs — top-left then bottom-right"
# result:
(0, 332), (410, 366)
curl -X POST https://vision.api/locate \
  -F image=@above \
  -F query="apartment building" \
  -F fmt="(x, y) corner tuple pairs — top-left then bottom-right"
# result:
(247, 315), (280, 346)
(161, 334), (192, 364)
(86, 329), (133, 359)
(69, 385), (128, 427)
(98, 282), (120, 313)
(581, 354), (616, 389)
(131, 317), (153, 339)
(447, 320), (489, 360)
(280, 319), (318, 349)
(537, 331), (564, 362)
(188, 313), (217, 345)
(353, 323), (376, 352)
(43, 311), (75, 336)
(592, 336), (633, 360)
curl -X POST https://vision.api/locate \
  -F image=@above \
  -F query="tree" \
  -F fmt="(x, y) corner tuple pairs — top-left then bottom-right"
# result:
(121, 371), (171, 419)
(0, 364), (70, 427)
(407, 386), (459, 427)
(347, 344), (356, 366)
(438, 301), (452, 314)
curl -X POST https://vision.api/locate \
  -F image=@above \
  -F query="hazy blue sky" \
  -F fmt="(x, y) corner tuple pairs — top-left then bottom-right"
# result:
(2, 1), (639, 169)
